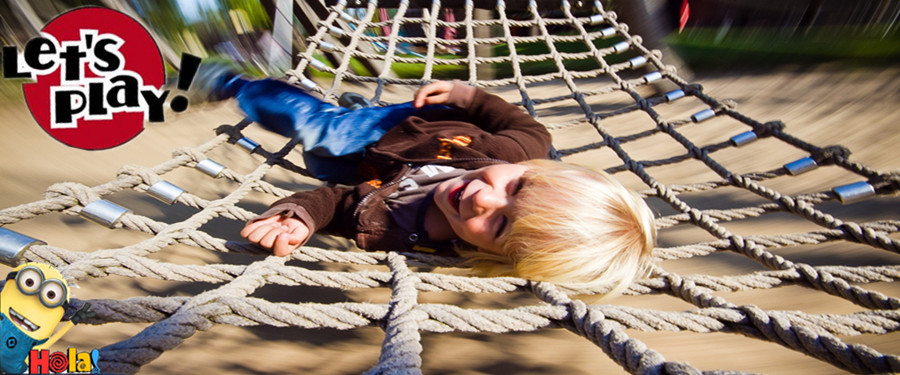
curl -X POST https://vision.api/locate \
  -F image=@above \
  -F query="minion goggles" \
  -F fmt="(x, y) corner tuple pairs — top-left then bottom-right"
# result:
(5, 265), (69, 309)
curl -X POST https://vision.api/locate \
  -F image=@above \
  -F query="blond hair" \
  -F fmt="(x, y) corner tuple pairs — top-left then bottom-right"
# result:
(459, 159), (656, 298)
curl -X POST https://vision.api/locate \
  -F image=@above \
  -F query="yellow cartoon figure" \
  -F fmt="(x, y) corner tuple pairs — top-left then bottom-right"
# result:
(1, 262), (91, 374)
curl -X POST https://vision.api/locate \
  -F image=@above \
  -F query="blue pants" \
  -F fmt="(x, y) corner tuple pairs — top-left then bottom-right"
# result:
(228, 78), (425, 184)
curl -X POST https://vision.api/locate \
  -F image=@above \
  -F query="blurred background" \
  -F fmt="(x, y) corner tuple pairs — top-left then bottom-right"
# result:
(2, 0), (899, 81)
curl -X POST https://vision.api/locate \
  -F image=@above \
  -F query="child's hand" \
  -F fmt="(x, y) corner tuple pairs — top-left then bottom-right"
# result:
(413, 81), (455, 108)
(240, 215), (310, 256)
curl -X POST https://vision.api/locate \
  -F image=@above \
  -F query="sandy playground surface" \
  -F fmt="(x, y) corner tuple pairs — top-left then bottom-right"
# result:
(0, 63), (899, 374)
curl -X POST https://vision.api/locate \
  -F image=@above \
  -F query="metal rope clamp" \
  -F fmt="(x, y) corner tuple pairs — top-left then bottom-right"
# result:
(628, 56), (648, 69)
(664, 89), (685, 102)
(147, 181), (185, 205)
(327, 25), (344, 37)
(196, 159), (226, 178)
(79, 200), (130, 228)
(642, 71), (662, 84)
(833, 181), (876, 204)
(317, 41), (336, 52)
(691, 108), (716, 123)
(236, 137), (260, 153)
(0, 228), (45, 267)
(730, 131), (758, 147)
(612, 41), (630, 53)
(784, 157), (818, 175)
(308, 59), (328, 71)
(298, 78), (318, 91)
(598, 27), (616, 38)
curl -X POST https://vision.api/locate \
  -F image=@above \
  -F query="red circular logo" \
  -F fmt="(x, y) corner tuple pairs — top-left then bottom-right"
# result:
(48, 351), (69, 373)
(21, 7), (164, 150)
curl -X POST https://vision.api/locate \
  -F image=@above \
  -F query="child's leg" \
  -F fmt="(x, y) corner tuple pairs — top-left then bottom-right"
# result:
(300, 151), (366, 185)
(229, 78), (420, 157)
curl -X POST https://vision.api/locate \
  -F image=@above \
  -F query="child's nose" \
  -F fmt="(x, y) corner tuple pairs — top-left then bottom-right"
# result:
(472, 187), (508, 214)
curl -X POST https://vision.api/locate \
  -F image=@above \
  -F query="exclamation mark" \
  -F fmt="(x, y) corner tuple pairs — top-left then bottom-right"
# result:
(170, 53), (201, 113)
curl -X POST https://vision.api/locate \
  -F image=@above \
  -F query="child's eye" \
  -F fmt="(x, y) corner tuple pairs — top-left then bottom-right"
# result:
(509, 177), (524, 196)
(495, 215), (508, 239)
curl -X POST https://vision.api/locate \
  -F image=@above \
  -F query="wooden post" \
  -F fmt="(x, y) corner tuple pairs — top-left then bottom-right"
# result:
(474, 8), (494, 81)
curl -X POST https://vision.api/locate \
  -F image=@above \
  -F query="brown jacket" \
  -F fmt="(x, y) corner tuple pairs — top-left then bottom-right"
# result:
(256, 83), (552, 252)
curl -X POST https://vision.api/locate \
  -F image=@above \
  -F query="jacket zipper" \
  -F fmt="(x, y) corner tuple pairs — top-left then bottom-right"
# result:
(352, 166), (409, 220)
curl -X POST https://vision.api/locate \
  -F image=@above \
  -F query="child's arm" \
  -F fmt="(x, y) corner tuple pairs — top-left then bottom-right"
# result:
(242, 186), (358, 256)
(241, 215), (310, 256)
(414, 81), (551, 161)
(413, 81), (457, 108)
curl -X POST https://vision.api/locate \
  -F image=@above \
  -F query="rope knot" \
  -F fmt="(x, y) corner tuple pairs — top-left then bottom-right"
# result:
(870, 172), (900, 194)
(683, 83), (703, 95)
(215, 124), (243, 143)
(607, 11), (619, 22)
(172, 147), (206, 163)
(719, 99), (737, 110)
(754, 120), (785, 137)
(44, 182), (100, 207)
(635, 97), (650, 110)
(811, 145), (852, 165)
(661, 65), (677, 76)
(116, 165), (159, 187)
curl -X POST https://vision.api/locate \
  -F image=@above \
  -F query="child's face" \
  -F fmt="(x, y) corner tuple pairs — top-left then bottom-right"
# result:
(433, 164), (529, 255)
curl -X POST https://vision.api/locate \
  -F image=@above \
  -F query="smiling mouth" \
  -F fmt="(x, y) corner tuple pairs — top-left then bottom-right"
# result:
(9, 307), (40, 332)
(449, 181), (470, 213)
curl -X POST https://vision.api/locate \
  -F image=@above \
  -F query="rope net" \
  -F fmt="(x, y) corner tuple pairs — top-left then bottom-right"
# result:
(2, 0), (899, 373)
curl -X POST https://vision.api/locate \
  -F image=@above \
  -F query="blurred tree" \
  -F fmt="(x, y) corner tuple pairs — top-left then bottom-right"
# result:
(224, 0), (272, 30)
(129, 0), (187, 44)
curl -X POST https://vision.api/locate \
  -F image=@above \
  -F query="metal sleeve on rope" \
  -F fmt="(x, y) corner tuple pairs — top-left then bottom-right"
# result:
(147, 181), (185, 205)
(299, 77), (319, 91)
(0, 228), (45, 267)
(196, 159), (226, 178)
(664, 89), (685, 102)
(599, 26), (616, 38)
(628, 56), (647, 68)
(328, 25), (345, 37)
(833, 181), (876, 204)
(79, 200), (130, 228)
(299, 78), (318, 91)
(318, 41), (336, 52)
(309, 59), (328, 71)
(236, 137), (260, 153)
(784, 157), (818, 175)
(339, 11), (356, 23)
(642, 71), (662, 83)
(691, 108), (716, 123)
(730, 131), (758, 147)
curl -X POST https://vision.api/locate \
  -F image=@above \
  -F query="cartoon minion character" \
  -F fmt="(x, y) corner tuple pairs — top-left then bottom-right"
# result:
(1, 262), (91, 374)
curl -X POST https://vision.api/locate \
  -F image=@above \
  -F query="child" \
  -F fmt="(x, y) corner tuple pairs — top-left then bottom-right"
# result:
(211, 73), (656, 295)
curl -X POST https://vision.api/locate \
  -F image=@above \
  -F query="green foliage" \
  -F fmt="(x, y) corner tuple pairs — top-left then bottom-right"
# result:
(666, 26), (900, 67)
(389, 37), (622, 79)
(223, 0), (272, 29)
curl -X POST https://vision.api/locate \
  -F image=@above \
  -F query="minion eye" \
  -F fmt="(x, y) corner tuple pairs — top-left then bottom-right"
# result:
(40, 280), (66, 307)
(17, 267), (43, 294)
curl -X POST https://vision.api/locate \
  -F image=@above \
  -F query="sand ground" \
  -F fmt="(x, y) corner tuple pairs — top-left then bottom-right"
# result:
(1, 63), (899, 374)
